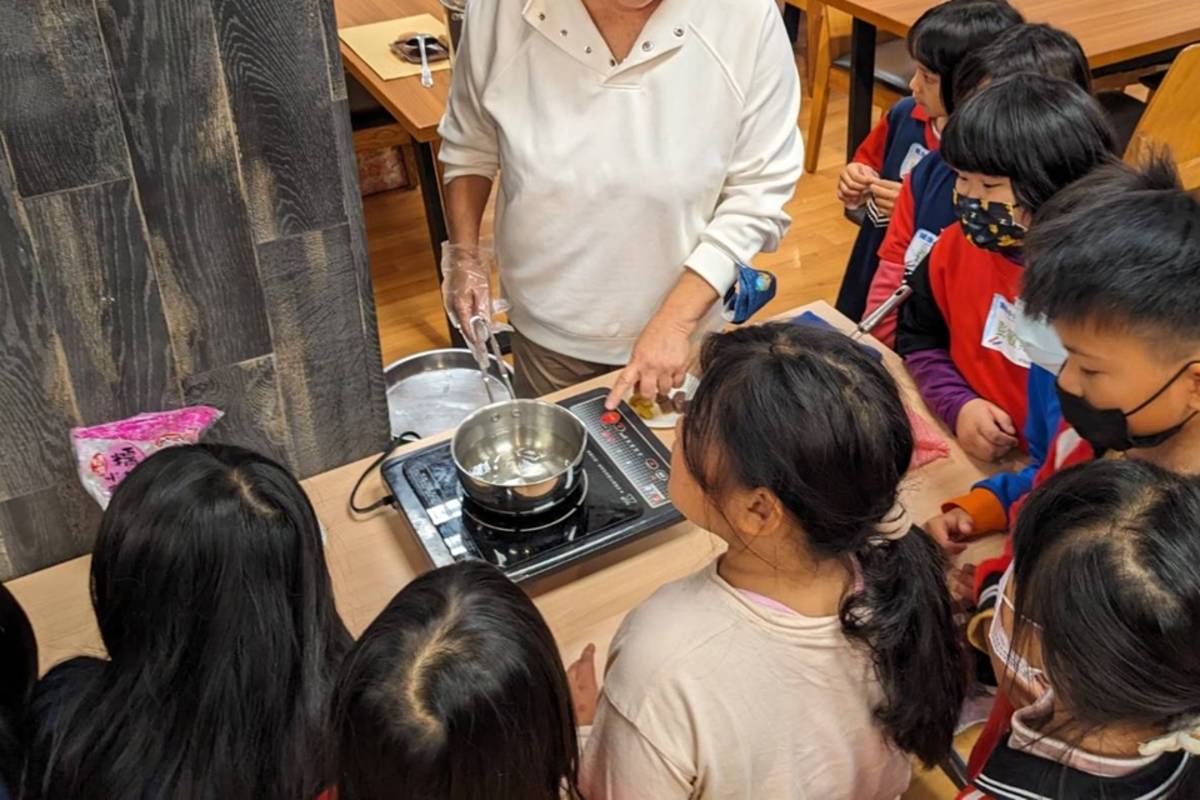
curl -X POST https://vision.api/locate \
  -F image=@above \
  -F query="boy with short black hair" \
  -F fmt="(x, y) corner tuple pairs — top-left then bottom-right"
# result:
(1023, 157), (1200, 472)
(963, 154), (1200, 776)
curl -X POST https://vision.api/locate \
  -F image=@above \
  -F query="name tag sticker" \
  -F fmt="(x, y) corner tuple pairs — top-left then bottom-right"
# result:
(904, 228), (938, 270)
(982, 293), (1032, 368)
(899, 142), (930, 179)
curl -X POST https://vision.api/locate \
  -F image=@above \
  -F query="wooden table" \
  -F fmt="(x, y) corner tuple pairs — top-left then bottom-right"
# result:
(829, 0), (1200, 159)
(6, 301), (1005, 675)
(334, 0), (464, 345)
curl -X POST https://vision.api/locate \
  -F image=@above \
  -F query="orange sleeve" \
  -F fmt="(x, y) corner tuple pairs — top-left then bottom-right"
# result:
(965, 607), (995, 654)
(942, 487), (1008, 535)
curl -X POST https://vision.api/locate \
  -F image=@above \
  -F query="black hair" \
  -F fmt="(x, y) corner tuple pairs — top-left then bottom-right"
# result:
(331, 561), (581, 800)
(681, 322), (964, 766)
(0, 584), (36, 793)
(1022, 154), (1200, 344)
(906, 0), (1024, 114)
(23, 444), (352, 800)
(952, 23), (1091, 109)
(1010, 460), (1200, 795)
(941, 73), (1119, 211)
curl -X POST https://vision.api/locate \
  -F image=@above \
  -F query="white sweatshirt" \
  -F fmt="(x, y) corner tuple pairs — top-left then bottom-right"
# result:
(438, 0), (804, 364)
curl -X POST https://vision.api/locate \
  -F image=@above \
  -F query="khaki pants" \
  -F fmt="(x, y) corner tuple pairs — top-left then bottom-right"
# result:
(510, 330), (616, 398)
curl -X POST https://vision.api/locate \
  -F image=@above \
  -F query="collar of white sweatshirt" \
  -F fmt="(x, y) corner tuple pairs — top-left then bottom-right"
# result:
(439, 0), (803, 364)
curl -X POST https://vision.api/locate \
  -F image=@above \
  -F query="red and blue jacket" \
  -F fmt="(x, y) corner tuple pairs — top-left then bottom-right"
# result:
(865, 150), (961, 346)
(895, 225), (1031, 440)
(942, 366), (1061, 533)
(835, 97), (939, 322)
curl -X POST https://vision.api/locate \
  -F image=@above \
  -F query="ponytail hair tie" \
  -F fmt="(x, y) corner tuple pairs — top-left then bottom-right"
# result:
(872, 504), (912, 544)
(1139, 722), (1200, 756)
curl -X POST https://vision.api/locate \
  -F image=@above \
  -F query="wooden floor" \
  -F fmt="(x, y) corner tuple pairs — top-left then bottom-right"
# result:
(363, 52), (867, 366)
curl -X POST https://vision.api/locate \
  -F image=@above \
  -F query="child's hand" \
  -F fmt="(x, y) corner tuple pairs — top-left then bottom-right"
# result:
(868, 178), (902, 215)
(837, 162), (879, 208)
(567, 643), (599, 726)
(925, 508), (975, 556)
(956, 398), (1019, 462)
(949, 563), (976, 608)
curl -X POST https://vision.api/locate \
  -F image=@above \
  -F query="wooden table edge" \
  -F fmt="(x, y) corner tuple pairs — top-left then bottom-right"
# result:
(810, 0), (1200, 70)
(339, 44), (444, 143)
(5, 301), (1006, 674)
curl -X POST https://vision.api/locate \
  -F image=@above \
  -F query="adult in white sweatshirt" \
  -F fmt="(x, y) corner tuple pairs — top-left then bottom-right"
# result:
(438, 0), (803, 400)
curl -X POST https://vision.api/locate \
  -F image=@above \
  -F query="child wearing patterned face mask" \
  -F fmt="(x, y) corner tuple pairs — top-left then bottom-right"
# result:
(868, 22), (1095, 350)
(896, 73), (1118, 463)
(959, 459), (1200, 800)
(962, 155), (1200, 778)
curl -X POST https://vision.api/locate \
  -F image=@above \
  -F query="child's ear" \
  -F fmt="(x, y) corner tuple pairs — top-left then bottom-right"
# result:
(1184, 361), (1200, 412)
(734, 487), (785, 539)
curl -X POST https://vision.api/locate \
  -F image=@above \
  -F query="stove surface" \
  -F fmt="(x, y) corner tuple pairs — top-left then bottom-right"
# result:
(382, 389), (683, 582)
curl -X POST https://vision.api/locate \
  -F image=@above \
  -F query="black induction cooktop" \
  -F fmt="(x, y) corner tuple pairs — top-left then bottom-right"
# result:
(382, 388), (684, 582)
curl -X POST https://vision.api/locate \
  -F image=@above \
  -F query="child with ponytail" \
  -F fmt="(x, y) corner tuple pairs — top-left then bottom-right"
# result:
(579, 323), (964, 799)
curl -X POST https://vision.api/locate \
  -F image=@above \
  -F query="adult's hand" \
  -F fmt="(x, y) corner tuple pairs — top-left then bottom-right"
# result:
(604, 271), (717, 410)
(441, 245), (493, 337)
(606, 312), (693, 407)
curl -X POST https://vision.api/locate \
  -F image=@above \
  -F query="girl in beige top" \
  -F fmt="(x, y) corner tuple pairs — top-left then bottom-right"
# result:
(577, 322), (966, 799)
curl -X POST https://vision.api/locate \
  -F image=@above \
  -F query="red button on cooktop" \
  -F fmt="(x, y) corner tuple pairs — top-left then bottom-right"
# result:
(600, 411), (621, 426)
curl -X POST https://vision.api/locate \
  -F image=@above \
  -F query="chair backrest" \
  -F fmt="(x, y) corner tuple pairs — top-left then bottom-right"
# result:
(1125, 43), (1200, 190)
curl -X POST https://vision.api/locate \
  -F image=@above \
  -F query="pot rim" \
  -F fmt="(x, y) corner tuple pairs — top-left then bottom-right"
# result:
(450, 399), (588, 488)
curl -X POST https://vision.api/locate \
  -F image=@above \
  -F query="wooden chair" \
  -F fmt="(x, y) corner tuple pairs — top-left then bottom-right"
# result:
(1124, 43), (1200, 190)
(347, 73), (419, 191)
(803, 0), (913, 173)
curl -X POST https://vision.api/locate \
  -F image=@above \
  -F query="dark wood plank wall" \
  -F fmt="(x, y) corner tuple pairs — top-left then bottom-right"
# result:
(0, 0), (387, 579)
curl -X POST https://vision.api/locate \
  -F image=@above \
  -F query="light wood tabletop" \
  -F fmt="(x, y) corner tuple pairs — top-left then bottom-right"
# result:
(824, 0), (1200, 69)
(335, 0), (449, 143)
(6, 301), (1008, 675)
(822, 0), (1200, 160)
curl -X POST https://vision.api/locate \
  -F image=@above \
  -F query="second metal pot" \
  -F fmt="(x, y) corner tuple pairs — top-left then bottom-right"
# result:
(451, 399), (588, 516)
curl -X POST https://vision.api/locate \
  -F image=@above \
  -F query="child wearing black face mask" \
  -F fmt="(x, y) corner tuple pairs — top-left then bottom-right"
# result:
(895, 74), (1118, 464)
(964, 155), (1200, 778)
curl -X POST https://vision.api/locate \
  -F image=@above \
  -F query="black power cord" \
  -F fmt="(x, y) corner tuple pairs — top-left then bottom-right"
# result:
(349, 431), (420, 515)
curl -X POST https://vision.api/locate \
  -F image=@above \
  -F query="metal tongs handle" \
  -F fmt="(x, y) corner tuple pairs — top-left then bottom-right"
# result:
(853, 284), (913, 340)
(469, 316), (516, 401)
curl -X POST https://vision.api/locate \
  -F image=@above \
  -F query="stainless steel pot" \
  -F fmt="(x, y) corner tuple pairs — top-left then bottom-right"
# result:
(451, 399), (588, 515)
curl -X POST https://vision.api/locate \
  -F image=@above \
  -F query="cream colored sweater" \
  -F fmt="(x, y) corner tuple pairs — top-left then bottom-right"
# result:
(438, 0), (803, 364)
(580, 561), (911, 799)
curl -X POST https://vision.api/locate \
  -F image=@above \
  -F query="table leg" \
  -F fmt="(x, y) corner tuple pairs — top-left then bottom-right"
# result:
(413, 140), (466, 348)
(783, 4), (801, 44)
(847, 17), (877, 162)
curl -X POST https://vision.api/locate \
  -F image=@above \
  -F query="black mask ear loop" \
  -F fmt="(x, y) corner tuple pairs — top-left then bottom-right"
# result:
(1126, 360), (1200, 418)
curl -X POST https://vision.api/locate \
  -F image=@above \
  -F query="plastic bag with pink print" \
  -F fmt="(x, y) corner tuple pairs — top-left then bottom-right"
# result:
(71, 406), (223, 508)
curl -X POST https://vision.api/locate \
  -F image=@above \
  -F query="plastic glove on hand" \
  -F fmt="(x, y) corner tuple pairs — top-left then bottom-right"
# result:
(441, 243), (494, 336)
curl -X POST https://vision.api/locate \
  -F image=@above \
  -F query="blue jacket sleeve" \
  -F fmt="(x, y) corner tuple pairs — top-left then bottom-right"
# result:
(971, 365), (1062, 517)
